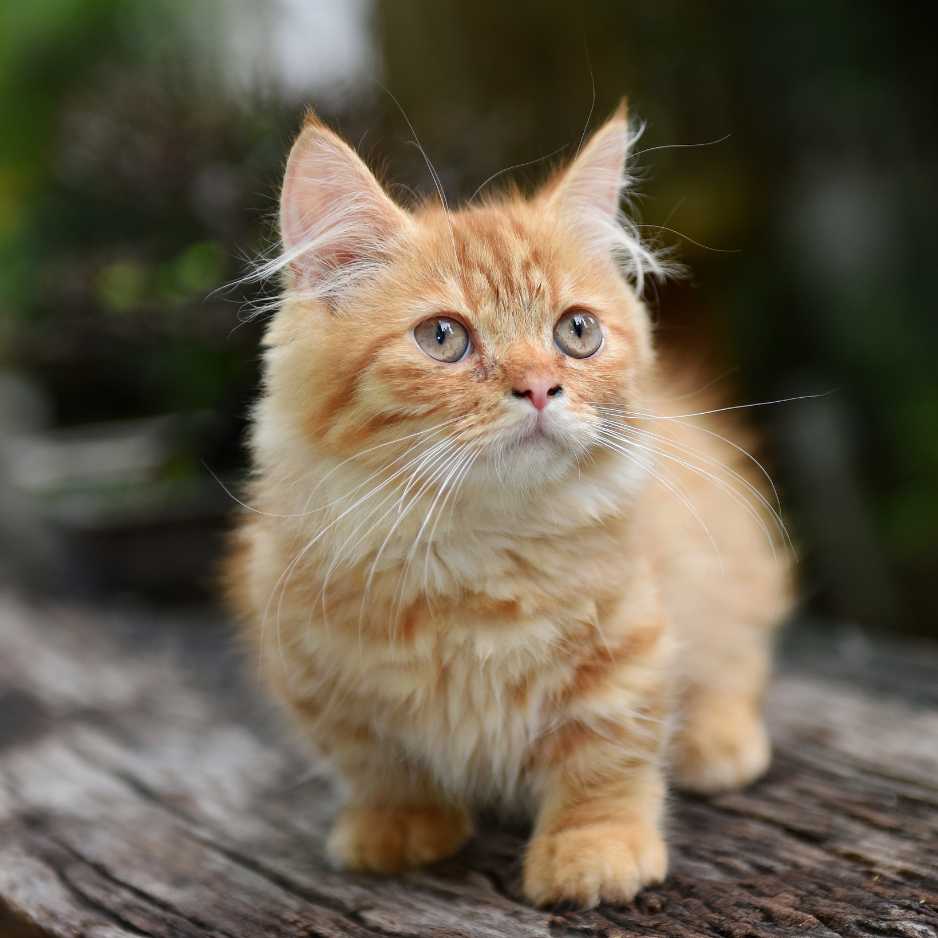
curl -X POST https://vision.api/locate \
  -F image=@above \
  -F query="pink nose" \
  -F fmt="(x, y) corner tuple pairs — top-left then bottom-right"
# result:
(511, 378), (563, 411)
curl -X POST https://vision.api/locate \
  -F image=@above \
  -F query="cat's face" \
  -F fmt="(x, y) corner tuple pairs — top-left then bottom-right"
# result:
(266, 106), (660, 489)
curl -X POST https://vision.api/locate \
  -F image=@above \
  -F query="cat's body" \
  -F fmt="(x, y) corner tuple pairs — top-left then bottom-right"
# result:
(226, 105), (792, 907)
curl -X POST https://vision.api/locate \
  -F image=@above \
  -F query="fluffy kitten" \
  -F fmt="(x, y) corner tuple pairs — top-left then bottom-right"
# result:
(225, 102), (792, 908)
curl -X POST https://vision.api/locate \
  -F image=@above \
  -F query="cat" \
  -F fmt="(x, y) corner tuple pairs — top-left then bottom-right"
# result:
(225, 102), (793, 908)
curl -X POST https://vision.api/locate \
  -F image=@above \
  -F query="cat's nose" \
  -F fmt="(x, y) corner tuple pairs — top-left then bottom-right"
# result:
(511, 378), (563, 411)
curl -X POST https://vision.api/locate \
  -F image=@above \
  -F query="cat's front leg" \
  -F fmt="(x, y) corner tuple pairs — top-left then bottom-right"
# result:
(524, 765), (668, 907)
(523, 620), (673, 907)
(323, 728), (473, 874)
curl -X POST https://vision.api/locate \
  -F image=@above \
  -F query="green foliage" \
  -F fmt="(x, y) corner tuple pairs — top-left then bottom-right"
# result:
(96, 261), (148, 314)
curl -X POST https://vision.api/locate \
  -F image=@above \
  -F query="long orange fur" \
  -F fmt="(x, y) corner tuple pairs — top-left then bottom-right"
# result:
(225, 103), (792, 908)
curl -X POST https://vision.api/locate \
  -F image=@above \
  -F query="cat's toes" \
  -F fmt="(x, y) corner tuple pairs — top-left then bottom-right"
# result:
(673, 698), (771, 794)
(327, 804), (472, 873)
(523, 822), (667, 908)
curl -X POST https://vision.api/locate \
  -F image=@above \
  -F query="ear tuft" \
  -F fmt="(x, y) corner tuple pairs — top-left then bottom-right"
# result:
(302, 107), (324, 130)
(277, 116), (410, 306)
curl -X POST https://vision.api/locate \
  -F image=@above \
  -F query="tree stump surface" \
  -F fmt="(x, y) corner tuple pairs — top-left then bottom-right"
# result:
(0, 592), (935, 938)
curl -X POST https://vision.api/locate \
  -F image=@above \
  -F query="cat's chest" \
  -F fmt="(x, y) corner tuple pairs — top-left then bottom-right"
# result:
(364, 622), (573, 802)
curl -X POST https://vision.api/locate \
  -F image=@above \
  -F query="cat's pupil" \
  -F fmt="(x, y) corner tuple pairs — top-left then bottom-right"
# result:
(572, 316), (584, 339)
(436, 321), (448, 345)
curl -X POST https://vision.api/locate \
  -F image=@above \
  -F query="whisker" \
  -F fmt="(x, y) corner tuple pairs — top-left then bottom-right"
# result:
(383, 451), (473, 641)
(595, 433), (724, 568)
(417, 446), (479, 617)
(385, 444), (475, 630)
(315, 435), (465, 630)
(315, 438), (458, 624)
(592, 391), (831, 421)
(600, 425), (778, 557)
(377, 80), (460, 268)
(203, 461), (280, 518)
(468, 144), (569, 204)
(316, 425), (459, 522)
(281, 430), (462, 644)
(601, 417), (788, 542)
(593, 392), (824, 531)
(574, 34), (597, 159)
(644, 368), (739, 404)
(357, 435), (472, 633)
(305, 415), (467, 510)
(635, 224), (740, 254)
(656, 415), (781, 512)
(261, 430), (464, 671)
(207, 416), (463, 520)
(630, 133), (732, 160)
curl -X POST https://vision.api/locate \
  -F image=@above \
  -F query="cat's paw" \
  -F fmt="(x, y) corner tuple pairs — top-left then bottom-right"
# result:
(327, 804), (472, 873)
(523, 822), (667, 908)
(673, 696), (771, 794)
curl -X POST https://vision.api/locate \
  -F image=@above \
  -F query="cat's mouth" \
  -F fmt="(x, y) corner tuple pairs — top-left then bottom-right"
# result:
(516, 420), (546, 442)
(504, 413), (564, 450)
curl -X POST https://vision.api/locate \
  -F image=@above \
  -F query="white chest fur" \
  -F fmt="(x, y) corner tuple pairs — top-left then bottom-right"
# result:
(294, 604), (574, 807)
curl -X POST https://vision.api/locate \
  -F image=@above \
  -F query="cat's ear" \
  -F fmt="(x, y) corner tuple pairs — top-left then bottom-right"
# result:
(542, 100), (666, 291)
(545, 99), (632, 226)
(279, 111), (410, 299)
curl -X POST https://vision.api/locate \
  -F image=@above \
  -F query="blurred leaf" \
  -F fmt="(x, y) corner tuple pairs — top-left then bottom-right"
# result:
(170, 241), (227, 298)
(96, 260), (148, 314)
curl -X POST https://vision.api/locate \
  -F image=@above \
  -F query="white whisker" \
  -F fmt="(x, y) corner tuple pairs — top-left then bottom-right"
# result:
(261, 430), (464, 673)
(656, 415), (781, 512)
(593, 391), (831, 422)
(357, 434), (472, 634)
(469, 145), (569, 204)
(630, 133), (732, 160)
(417, 446), (479, 617)
(599, 425), (778, 557)
(314, 434), (465, 632)
(377, 81), (460, 269)
(600, 417), (790, 549)
(595, 432), (724, 569)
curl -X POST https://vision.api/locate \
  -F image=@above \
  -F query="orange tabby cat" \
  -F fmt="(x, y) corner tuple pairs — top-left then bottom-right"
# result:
(225, 102), (792, 908)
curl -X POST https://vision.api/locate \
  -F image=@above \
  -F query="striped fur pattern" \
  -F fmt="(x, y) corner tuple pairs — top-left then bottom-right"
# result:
(225, 104), (792, 908)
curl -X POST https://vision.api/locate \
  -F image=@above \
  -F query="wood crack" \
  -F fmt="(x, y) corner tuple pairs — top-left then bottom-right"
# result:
(55, 865), (157, 937)
(100, 764), (399, 937)
(44, 827), (237, 938)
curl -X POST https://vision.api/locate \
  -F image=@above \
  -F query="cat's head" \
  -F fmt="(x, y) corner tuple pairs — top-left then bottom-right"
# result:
(261, 104), (666, 490)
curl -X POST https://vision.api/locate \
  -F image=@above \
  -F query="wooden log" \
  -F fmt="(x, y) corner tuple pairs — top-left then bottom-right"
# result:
(0, 593), (935, 938)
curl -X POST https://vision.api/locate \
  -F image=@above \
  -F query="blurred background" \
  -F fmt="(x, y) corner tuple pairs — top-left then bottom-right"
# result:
(0, 1), (935, 634)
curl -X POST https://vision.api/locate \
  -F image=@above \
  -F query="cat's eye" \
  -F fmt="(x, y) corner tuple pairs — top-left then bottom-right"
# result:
(553, 309), (603, 359)
(414, 316), (470, 363)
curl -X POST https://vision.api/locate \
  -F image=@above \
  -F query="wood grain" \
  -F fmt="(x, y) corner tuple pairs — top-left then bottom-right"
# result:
(0, 594), (935, 938)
